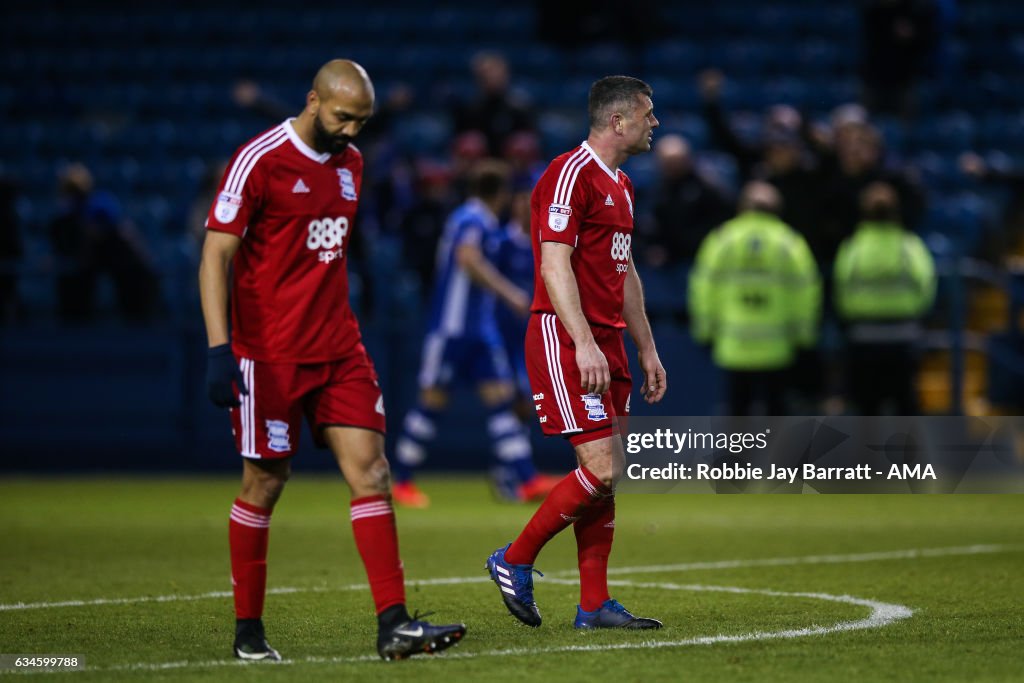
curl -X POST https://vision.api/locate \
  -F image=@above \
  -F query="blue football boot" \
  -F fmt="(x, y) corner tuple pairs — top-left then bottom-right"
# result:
(485, 543), (543, 627)
(574, 599), (663, 630)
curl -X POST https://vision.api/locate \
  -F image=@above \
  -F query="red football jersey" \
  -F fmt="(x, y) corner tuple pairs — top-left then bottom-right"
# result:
(530, 142), (635, 329)
(206, 120), (364, 363)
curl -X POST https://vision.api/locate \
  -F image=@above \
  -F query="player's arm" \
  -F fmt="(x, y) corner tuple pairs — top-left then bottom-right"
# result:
(540, 241), (610, 395)
(199, 230), (242, 347)
(199, 229), (248, 408)
(455, 242), (530, 317)
(622, 254), (667, 403)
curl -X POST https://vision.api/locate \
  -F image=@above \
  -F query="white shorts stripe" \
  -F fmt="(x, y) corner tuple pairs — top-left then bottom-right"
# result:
(417, 333), (446, 388)
(550, 147), (586, 206)
(241, 358), (257, 457)
(238, 358), (253, 457)
(225, 127), (286, 196)
(544, 315), (577, 432)
(542, 314), (580, 433)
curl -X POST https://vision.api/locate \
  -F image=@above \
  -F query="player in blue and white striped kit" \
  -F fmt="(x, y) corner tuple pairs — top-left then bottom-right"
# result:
(391, 160), (557, 507)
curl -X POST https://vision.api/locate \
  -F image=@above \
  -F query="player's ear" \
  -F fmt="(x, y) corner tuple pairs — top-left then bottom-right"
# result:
(612, 113), (624, 134)
(306, 90), (319, 116)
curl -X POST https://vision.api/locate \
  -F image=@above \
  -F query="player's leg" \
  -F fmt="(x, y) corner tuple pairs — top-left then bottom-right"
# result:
(391, 386), (446, 507)
(314, 351), (465, 659)
(477, 342), (560, 502)
(485, 315), (613, 626)
(323, 425), (466, 659)
(227, 359), (303, 661)
(571, 345), (660, 630)
(392, 333), (452, 507)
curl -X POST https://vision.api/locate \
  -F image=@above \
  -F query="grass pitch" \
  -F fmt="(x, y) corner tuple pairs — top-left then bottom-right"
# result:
(0, 476), (1022, 682)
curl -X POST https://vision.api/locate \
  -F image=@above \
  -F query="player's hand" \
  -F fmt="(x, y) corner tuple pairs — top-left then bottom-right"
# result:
(638, 347), (667, 404)
(576, 341), (611, 396)
(509, 289), (531, 319)
(206, 344), (248, 408)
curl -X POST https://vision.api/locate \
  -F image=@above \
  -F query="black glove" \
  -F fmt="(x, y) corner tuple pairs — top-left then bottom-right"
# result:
(206, 344), (248, 408)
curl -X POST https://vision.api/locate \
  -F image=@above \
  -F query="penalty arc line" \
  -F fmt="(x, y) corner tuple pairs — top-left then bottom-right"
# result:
(11, 579), (914, 674)
(0, 543), (1017, 613)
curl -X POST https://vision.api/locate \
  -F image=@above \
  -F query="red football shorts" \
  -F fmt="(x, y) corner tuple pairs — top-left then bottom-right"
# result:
(229, 344), (386, 460)
(525, 313), (631, 446)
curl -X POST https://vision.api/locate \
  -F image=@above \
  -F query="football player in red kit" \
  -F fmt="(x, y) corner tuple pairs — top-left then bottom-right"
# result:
(199, 59), (465, 661)
(486, 76), (667, 630)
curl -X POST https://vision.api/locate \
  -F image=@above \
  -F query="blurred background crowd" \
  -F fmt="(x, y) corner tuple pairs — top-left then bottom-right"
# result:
(2, 0), (1023, 470)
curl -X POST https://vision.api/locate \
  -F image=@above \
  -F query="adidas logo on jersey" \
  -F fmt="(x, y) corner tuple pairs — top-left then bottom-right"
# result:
(605, 194), (614, 206)
(292, 178), (310, 194)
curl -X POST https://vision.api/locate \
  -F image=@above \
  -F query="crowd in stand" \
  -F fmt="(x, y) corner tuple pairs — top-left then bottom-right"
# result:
(2, 0), (1021, 416)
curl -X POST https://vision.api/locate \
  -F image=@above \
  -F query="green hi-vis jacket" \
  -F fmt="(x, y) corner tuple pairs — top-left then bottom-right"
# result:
(689, 211), (821, 371)
(833, 221), (936, 322)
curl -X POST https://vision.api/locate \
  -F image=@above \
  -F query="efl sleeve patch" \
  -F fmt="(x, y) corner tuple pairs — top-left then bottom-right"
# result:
(548, 203), (572, 232)
(214, 191), (242, 224)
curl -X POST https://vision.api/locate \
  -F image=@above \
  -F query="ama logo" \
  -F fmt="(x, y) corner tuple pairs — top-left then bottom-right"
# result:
(580, 393), (607, 422)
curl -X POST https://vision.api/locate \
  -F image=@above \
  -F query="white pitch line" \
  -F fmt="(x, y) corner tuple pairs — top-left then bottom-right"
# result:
(16, 580), (913, 675)
(0, 543), (1016, 613)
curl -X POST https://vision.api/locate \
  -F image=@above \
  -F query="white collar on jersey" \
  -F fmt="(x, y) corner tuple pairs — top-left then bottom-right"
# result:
(580, 141), (620, 182)
(284, 118), (331, 164)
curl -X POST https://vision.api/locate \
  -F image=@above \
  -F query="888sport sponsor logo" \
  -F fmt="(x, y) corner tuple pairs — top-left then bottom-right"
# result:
(610, 231), (631, 273)
(307, 216), (348, 264)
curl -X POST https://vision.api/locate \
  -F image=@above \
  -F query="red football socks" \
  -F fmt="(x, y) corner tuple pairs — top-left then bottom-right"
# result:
(505, 467), (610, 565)
(350, 495), (406, 614)
(229, 498), (271, 620)
(574, 494), (615, 611)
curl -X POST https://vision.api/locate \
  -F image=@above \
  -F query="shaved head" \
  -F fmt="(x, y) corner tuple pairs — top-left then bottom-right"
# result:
(302, 59), (375, 155)
(312, 59), (375, 104)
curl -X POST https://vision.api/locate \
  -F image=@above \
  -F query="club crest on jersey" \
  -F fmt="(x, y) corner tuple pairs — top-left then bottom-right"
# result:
(337, 168), (357, 200)
(214, 191), (242, 224)
(580, 393), (608, 421)
(265, 420), (291, 453)
(548, 203), (571, 232)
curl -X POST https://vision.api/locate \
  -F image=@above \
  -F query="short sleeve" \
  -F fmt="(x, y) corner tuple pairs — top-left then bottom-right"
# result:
(534, 161), (589, 247)
(205, 149), (267, 238)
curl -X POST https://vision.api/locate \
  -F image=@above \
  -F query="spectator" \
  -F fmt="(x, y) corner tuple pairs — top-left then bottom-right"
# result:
(48, 163), (160, 324)
(638, 134), (732, 268)
(833, 182), (936, 414)
(689, 182), (821, 415)
(698, 70), (804, 179)
(452, 51), (535, 157)
(820, 122), (926, 264)
(860, 0), (940, 118)
(400, 160), (454, 297)
(697, 70), (823, 254)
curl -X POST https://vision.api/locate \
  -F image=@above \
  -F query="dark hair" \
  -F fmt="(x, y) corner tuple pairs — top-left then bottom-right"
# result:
(468, 159), (510, 200)
(588, 76), (653, 130)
